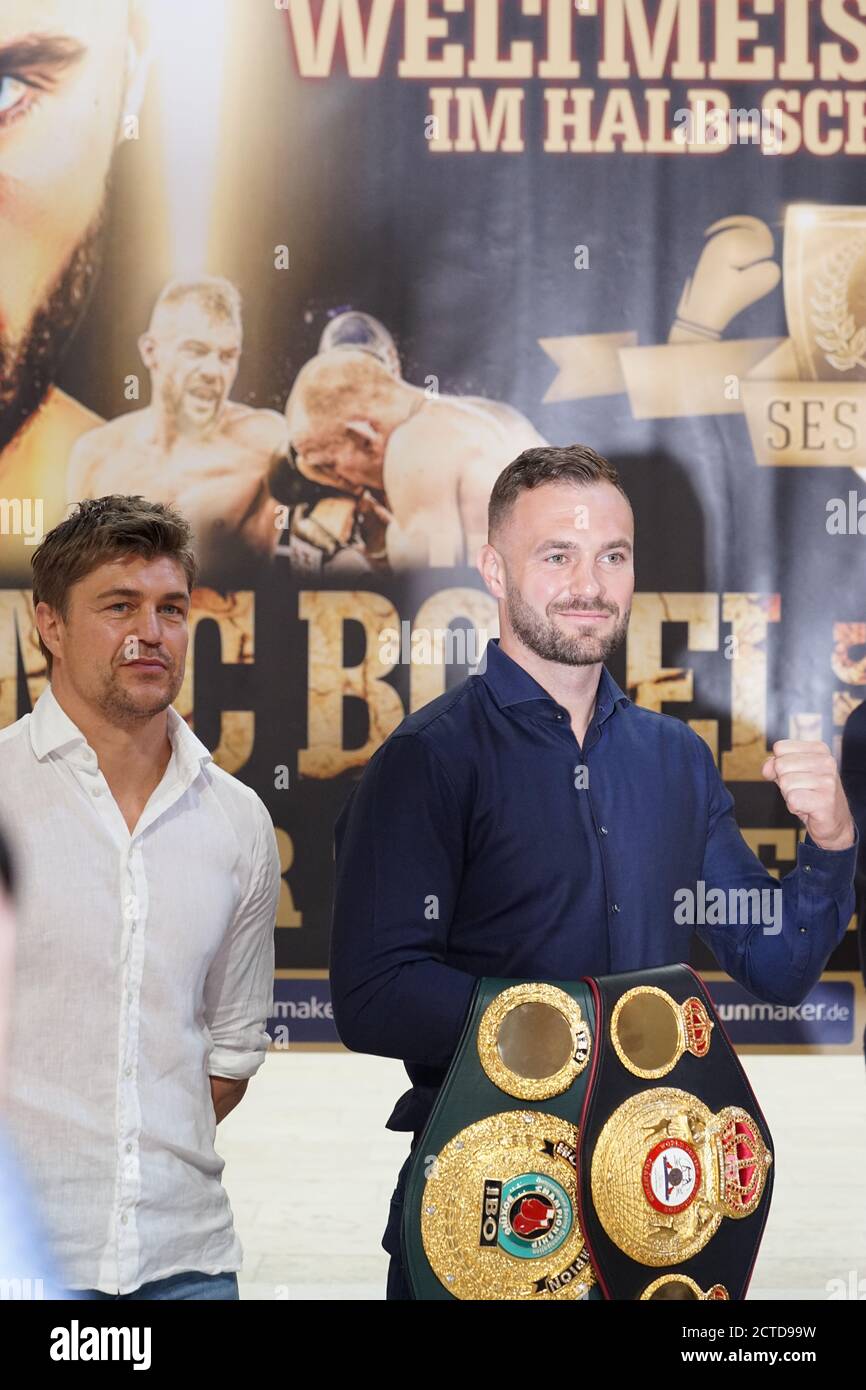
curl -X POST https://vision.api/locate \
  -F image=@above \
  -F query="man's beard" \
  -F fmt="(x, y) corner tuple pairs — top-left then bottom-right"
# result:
(506, 577), (630, 666)
(162, 377), (222, 435)
(96, 660), (183, 729)
(0, 206), (108, 455)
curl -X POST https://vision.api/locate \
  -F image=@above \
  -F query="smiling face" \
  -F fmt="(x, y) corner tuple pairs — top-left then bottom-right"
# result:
(39, 553), (190, 726)
(483, 480), (635, 666)
(0, 1), (135, 451)
(142, 298), (242, 434)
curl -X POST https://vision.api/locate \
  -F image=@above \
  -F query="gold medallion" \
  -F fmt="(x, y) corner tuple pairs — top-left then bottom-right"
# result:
(477, 983), (592, 1100)
(640, 1274), (730, 1300)
(610, 986), (713, 1080)
(421, 1111), (596, 1299)
(591, 1088), (772, 1266)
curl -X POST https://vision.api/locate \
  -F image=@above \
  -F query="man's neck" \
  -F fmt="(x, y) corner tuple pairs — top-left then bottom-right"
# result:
(497, 635), (603, 747)
(49, 679), (172, 796)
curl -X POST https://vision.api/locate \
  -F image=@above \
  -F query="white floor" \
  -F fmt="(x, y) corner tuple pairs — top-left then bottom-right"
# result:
(218, 1052), (866, 1301)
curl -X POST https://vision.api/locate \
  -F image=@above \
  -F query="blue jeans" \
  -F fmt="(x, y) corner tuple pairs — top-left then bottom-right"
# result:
(74, 1271), (239, 1301)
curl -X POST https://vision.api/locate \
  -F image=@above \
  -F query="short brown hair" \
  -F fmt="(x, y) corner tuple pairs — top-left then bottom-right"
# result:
(32, 496), (197, 676)
(150, 275), (242, 331)
(489, 444), (631, 538)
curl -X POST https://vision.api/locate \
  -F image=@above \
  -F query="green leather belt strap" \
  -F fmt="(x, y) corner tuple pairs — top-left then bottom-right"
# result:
(402, 976), (598, 1301)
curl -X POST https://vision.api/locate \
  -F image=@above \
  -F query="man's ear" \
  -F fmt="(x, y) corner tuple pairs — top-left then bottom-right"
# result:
(117, 2), (152, 145)
(478, 543), (506, 600)
(345, 419), (379, 451)
(139, 332), (157, 370)
(35, 602), (64, 670)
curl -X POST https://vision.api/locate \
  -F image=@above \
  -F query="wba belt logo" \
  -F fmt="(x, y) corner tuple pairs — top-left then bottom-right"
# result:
(642, 1138), (702, 1216)
(540, 203), (866, 479)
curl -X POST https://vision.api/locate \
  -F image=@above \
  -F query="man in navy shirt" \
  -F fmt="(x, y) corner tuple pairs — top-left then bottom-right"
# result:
(330, 444), (858, 1299)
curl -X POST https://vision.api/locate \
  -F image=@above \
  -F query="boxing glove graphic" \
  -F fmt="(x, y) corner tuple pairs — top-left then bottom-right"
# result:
(670, 216), (781, 343)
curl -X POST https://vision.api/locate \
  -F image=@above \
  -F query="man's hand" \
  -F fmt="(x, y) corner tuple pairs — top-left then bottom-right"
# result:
(210, 1075), (248, 1124)
(357, 488), (394, 563)
(761, 739), (856, 852)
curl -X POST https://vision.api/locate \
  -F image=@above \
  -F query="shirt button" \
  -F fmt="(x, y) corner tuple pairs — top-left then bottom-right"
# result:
(554, 712), (564, 722)
(799, 927), (807, 934)
(803, 864), (812, 873)
(90, 785), (102, 797)
(121, 1214), (129, 1226)
(126, 1143), (133, 1153)
(611, 903), (620, 913)
(599, 825), (609, 835)
(125, 1066), (132, 1077)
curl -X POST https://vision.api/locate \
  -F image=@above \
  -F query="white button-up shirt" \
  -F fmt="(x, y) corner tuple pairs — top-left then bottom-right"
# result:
(0, 686), (279, 1293)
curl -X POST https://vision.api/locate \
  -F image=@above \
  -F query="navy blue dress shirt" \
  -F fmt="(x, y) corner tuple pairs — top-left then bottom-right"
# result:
(331, 639), (857, 1135)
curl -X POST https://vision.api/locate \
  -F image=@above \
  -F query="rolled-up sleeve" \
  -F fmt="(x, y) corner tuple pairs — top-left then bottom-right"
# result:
(204, 797), (279, 1080)
(330, 732), (477, 1066)
(695, 735), (857, 1005)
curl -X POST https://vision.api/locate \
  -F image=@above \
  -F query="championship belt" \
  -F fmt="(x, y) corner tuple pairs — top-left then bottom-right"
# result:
(401, 965), (773, 1301)
(579, 965), (773, 1301)
(402, 976), (598, 1300)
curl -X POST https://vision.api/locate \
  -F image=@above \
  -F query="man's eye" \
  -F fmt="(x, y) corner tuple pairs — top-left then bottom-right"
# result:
(161, 606), (183, 616)
(109, 603), (131, 612)
(603, 553), (626, 565)
(0, 75), (35, 122)
(546, 553), (568, 564)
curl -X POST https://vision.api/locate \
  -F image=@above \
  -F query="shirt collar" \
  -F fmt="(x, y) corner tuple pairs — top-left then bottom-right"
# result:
(29, 685), (212, 781)
(479, 638), (630, 727)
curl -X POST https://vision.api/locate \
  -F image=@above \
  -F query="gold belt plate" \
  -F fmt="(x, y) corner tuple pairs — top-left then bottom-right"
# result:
(421, 1111), (596, 1300)
(591, 1087), (773, 1266)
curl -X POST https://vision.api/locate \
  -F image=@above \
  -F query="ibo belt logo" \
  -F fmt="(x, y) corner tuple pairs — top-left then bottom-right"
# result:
(494, 1173), (574, 1260)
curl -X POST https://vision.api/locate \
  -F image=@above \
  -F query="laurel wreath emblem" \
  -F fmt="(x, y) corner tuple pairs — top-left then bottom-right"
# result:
(810, 236), (866, 372)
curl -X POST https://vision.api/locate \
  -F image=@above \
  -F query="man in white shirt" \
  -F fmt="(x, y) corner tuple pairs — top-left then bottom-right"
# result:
(0, 495), (280, 1299)
(0, 828), (67, 1303)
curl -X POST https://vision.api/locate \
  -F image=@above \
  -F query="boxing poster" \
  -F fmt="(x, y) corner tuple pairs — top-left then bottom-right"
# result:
(0, 0), (863, 1049)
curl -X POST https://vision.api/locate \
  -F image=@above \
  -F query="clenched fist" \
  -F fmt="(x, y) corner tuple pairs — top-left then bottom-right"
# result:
(761, 740), (856, 853)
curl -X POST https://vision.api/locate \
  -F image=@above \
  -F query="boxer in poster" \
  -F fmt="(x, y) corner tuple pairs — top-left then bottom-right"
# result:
(285, 318), (545, 571)
(66, 277), (289, 580)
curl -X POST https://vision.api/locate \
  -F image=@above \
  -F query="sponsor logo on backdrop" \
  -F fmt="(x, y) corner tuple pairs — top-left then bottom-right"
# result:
(705, 980), (854, 1046)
